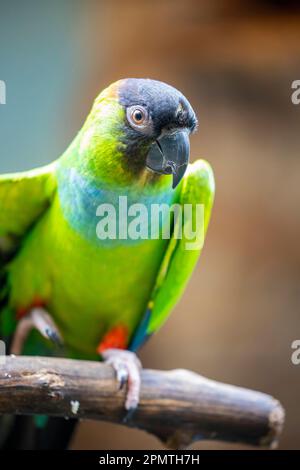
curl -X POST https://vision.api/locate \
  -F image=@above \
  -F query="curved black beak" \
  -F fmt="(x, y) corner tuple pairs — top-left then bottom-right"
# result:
(146, 130), (190, 189)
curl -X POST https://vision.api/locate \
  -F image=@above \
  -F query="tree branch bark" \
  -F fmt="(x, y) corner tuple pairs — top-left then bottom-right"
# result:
(0, 356), (284, 449)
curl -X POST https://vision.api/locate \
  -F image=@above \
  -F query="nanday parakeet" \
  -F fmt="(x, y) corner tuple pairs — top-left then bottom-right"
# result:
(0, 78), (215, 417)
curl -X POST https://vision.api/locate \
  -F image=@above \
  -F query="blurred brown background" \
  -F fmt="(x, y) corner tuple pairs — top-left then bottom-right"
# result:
(1, 0), (300, 450)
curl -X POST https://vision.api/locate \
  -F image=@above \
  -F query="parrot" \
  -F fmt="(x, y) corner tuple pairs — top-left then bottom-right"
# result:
(0, 78), (215, 448)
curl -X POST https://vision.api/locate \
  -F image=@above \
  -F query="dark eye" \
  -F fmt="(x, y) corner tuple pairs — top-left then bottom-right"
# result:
(127, 106), (149, 129)
(132, 109), (144, 123)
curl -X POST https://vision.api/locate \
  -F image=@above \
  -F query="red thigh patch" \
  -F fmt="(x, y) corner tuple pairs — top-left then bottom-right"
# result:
(16, 298), (45, 320)
(97, 325), (129, 354)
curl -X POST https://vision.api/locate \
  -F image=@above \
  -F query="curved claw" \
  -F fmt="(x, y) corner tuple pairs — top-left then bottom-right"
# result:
(45, 327), (63, 347)
(123, 407), (137, 424)
(117, 368), (128, 391)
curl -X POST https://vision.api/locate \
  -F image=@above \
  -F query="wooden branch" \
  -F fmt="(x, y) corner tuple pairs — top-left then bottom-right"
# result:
(0, 356), (284, 449)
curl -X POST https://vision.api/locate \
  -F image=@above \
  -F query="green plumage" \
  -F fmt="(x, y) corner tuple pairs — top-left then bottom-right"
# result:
(0, 78), (215, 360)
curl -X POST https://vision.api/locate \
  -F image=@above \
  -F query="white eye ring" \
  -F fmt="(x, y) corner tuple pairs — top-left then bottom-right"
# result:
(126, 105), (149, 130)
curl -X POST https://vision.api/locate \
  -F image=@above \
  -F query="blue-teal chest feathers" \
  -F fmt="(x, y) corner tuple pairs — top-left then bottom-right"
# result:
(56, 167), (178, 246)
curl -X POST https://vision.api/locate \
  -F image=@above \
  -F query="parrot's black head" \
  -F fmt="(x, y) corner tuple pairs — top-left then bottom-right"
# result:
(118, 78), (197, 136)
(116, 78), (198, 188)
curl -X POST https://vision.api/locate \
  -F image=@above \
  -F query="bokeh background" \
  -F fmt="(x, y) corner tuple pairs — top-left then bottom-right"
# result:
(0, 0), (300, 450)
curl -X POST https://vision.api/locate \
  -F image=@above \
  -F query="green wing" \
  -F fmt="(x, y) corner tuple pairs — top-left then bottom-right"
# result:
(0, 164), (56, 260)
(130, 159), (215, 351)
(0, 163), (57, 340)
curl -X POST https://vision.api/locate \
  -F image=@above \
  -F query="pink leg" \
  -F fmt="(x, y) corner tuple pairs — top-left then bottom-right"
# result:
(101, 348), (142, 413)
(10, 307), (63, 355)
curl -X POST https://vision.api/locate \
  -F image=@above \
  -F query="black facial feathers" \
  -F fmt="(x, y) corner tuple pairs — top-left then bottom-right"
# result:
(118, 78), (198, 137)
